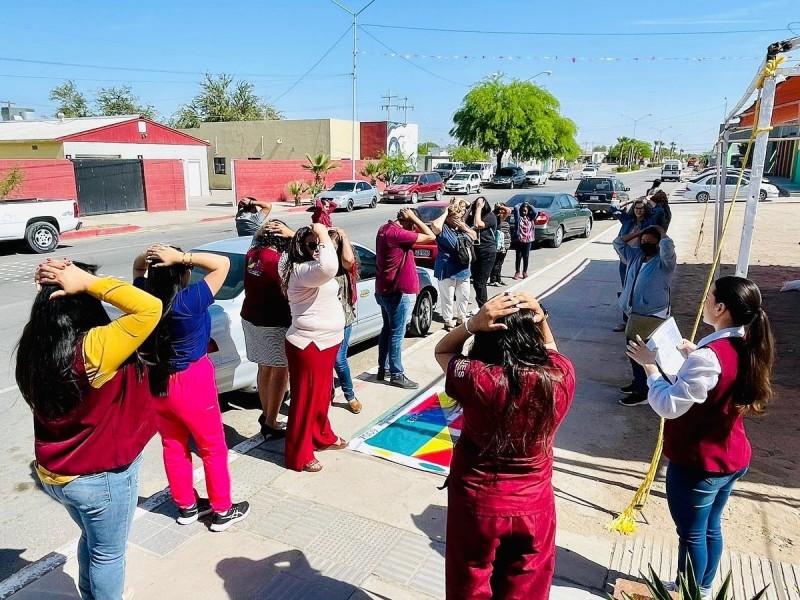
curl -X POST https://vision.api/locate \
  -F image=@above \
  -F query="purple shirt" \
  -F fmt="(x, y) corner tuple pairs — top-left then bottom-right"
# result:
(375, 221), (420, 296)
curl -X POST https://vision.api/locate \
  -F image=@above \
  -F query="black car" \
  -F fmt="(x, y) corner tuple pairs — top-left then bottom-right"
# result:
(574, 177), (630, 216)
(490, 166), (526, 188)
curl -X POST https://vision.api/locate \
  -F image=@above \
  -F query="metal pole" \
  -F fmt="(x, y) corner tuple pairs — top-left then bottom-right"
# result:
(351, 12), (357, 178)
(713, 132), (729, 279)
(736, 74), (777, 277)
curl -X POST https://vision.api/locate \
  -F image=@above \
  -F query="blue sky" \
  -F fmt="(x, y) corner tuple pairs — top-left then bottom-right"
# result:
(2, 1), (797, 155)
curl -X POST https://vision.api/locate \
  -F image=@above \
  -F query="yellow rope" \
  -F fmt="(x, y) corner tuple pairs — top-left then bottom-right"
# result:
(606, 60), (775, 534)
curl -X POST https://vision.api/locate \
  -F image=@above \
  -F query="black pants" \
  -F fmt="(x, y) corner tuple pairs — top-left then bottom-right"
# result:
(490, 251), (507, 283)
(471, 249), (497, 307)
(515, 241), (532, 273)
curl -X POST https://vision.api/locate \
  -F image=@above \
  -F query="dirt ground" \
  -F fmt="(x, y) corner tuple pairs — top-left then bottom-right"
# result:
(554, 198), (800, 564)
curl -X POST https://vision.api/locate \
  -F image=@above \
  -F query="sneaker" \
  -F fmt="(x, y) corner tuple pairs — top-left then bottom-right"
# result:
(619, 392), (648, 407)
(618, 382), (637, 394)
(390, 375), (419, 390)
(376, 368), (387, 382)
(177, 498), (213, 525)
(261, 422), (286, 441)
(210, 501), (250, 532)
(700, 587), (713, 600)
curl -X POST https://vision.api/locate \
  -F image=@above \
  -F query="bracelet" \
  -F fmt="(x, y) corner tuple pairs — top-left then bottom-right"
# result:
(463, 318), (473, 335)
(181, 252), (188, 265)
(187, 252), (193, 267)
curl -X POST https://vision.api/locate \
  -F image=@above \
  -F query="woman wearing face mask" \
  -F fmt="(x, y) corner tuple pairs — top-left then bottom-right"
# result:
(511, 202), (535, 280)
(281, 223), (345, 472)
(627, 277), (774, 599)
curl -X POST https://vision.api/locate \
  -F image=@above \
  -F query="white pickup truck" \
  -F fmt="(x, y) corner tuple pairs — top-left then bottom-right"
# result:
(0, 198), (82, 253)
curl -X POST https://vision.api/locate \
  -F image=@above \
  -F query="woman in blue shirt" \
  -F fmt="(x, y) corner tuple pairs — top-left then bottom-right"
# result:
(431, 200), (477, 330)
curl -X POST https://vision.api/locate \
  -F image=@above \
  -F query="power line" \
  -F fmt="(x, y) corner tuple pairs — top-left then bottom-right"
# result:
(0, 72), (349, 85)
(273, 25), (353, 103)
(360, 23), (789, 37)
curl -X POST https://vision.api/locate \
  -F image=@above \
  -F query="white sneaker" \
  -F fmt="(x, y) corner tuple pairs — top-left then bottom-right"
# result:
(700, 588), (713, 600)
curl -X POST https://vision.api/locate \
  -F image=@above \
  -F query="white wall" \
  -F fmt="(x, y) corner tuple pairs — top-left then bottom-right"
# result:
(62, 142), (210, 197)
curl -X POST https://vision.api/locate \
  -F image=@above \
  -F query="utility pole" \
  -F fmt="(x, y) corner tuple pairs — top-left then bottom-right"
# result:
(2, 100), (12, 121)
(622, 113), (652, 166)
(398, 97), (414, 124)
(380, 89), (398, 122)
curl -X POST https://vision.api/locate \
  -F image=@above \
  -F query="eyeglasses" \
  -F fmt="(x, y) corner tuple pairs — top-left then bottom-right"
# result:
(305, 242), (320, 251)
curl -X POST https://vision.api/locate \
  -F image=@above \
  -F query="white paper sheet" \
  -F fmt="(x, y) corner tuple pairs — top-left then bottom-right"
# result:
(646, 317), (686, 383)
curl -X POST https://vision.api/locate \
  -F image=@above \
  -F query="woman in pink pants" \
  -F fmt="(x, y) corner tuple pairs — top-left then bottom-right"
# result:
(135, 244), (250, 532)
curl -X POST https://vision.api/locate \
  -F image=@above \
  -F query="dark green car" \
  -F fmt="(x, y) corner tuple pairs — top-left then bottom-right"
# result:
(506, 193), (593, 248)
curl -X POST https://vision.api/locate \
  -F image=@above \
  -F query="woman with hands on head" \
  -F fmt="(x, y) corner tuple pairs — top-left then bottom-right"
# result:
(465, 196), (497, 308)
(627, 276), (775, 599)
(16, 258), (162, 600)
(134, 243), (251, 532)
(435, 291), (576, 599)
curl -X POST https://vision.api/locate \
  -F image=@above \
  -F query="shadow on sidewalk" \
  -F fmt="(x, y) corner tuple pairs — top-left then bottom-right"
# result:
(217, 549), (380, 600)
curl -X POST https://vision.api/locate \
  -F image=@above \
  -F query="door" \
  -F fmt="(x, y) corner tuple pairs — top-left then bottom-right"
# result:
(351, 245), (382, 342)
(557, 195), (576, 232)
(356, 181), (370, 206)
(187, 160), (203, 198)
(73, 159), (145, 215)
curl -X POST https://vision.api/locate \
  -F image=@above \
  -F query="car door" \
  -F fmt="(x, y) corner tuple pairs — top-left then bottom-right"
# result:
(354, 181), (368, 206)
(725, 175), (745, 199)
(703, 176), (717, 199)
(556, 195), (575, 232)
(351, 245), (382, 343)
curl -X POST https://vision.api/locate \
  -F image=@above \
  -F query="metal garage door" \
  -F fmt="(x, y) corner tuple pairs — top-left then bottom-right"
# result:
(73, 159), (146, 215)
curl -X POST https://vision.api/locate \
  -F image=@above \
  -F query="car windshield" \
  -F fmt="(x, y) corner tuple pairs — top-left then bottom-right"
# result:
(328, 182), (355, 191)
(526, 170), (540, 175)
(507, 195), (555, 209)
(582, 167), (595, 172)
(416, 205), (447, 222)
(394, 175), (419, 185)
(436, 163), (453, 169)
(495, 168), (515, 176)
(451, 173), (469, 180)
(189, 250), (246, 300)
(464, 163), (484, 170)
(576, 178), (614, 192)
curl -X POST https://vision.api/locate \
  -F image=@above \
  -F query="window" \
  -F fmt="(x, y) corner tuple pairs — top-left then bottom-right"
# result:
(568, 196), (580, 209)
(558, 196), (572, 210)
(705, 177), (717, 185)
(725, 176), (740, 185)
(355, 246), (377, 280)
(357, 182), (368, 191)
(214, 157), (226, 175)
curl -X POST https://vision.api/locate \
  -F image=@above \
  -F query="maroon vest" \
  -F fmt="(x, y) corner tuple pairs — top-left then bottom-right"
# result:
(33, 345), (157, 476)
(663, 338), (751, 473)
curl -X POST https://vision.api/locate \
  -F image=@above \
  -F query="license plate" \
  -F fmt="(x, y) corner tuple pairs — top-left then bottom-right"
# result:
(414, 249), (431, 257)
(590, 195), (599, 200)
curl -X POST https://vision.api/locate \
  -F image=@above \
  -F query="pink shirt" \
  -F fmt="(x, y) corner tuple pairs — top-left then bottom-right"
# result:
(375, 221), (420, 296)
(284, 245), (344, 350)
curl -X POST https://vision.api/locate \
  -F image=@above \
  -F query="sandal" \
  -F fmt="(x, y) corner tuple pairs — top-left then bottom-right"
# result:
(322, 437), (348, 451)
(303, 460), (322, 473)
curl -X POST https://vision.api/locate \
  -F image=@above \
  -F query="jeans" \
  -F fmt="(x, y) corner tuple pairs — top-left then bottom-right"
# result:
(471, 249), (496, 308)
(630, 358), (648, 395)
(666, 462), (748, 589)
(41, 454), (142, 600)
(438, 277), (471, 324)
(376, 292), (416, 377)
(515, 242), (532, 273)
(490, 251), (507, 283)
(334, 325), (355, 400)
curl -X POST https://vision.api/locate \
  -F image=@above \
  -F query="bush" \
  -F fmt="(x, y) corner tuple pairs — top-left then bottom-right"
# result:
(630, 164), (640, 171)
(615, 166), (630, 173)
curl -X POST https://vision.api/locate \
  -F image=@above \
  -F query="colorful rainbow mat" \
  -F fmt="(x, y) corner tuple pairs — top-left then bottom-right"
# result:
(349, 385), (463, 476)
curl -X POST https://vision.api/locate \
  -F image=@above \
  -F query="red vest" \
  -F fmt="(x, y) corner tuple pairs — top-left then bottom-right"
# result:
(33, 347), (156, 476)
(663, 338), (751, 474)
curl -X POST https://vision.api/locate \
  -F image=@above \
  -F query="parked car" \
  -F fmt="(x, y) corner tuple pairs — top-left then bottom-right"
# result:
(463, 161), (495, 182)
(550, 168), (574, 181)
(433, 161), (464, 181)
(574, 176), (630, 216)
(683, 174), (778, 203)
(490, 166), (526, 188)
(506, 193), (592, 248)
(0, 197), (82, 253)
(409, 201), (450, 268)
(580, 166), (598, 179)
(315, 180), (379, 211)
(382, 172), (444, 204)
(661, 159), (683, 181)
(187, 237), (438, 393)
(444, 172), (482, 194)
(524, 169), (548, 186)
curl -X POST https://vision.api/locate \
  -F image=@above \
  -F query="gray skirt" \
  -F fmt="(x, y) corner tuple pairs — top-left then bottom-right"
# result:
(242, 320), (288, 367)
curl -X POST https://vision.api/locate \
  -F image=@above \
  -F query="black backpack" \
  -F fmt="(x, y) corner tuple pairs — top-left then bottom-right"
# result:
(455, 234), (473, 266)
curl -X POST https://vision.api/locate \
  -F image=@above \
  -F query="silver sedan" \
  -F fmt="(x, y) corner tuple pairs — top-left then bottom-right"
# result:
(316, 180), (380, 211)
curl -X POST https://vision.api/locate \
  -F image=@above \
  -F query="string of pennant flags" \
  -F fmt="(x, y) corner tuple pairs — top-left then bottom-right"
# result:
(361, 50), (784, 63)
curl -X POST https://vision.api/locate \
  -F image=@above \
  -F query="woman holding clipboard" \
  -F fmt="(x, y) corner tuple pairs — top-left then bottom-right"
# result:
(626, 276), (775, 599)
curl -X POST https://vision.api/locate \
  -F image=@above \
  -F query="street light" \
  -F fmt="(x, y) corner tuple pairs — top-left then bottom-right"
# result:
(523, 70), (553, 82)
(621, 113), (652, 166)
(332, 0), (377, 179)
(650, 126), (672, 162)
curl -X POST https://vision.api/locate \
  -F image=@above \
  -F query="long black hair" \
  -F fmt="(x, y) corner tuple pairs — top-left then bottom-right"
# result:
(466, 308), (562, 457)
(15, 263), (112, 419)
(280, 226), (315, 291)
(138, 248), (192, 397)
(466, 196), (491, 226)
(712, 276), (775, 415)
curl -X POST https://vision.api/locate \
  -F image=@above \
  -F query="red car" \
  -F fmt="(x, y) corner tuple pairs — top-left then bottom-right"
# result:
(382, 172), (444, 204)
(409, 201), (450, 267)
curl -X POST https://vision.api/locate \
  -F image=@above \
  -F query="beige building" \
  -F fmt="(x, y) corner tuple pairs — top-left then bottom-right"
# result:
(179, 119), (360, 189)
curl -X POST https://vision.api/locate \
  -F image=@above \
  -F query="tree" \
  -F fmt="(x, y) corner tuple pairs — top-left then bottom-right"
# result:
(360, 161), (381, 186)
(286, 180), (307, 206)
(592, 145), (608, 152)
(170, 73), (282, 128)
(450, 76), (580, 171)
(49, 81), (91, 118)
(95, 86), (157, 120)
(376, 152), (412, 184)
(417, 141), (438, 156)
(0, 165), (25, 198)
(607, 137), (652, 165)
(447, 145), (489, 163)
(302, 153), (338, 185)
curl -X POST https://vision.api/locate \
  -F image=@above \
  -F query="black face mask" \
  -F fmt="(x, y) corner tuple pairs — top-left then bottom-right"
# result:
(640, 242), (659, 257)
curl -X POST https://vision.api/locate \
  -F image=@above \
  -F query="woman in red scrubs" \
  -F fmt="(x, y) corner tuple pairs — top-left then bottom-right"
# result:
(435, 292), (575, 599)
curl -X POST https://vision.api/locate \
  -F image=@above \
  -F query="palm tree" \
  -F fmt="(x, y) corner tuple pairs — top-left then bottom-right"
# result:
(669, 142), (677, 159)
(360, 161), (380, 186)
(302, 153), (339, 185)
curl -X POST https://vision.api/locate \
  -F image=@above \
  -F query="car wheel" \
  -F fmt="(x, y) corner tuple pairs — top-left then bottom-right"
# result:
(25, 221), (59, 253)
(408, 290), (433, 337)
(696, 191), (710, 203)
(370, 196), (377, 208)
(759, 189), (767, 201)
(580, 218), (592, 238)
(410, 192), (419, 204)
(476, 186), (481, 193)
(346, 198), (355, 212)
(549, 225), (564, 248)
(435, 189), (443, 201)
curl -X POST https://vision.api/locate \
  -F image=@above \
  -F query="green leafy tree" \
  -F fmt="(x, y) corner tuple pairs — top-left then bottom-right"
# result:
(417, 141), (438, 156)
(302, 153), (339, 185)
(447, 145), (489, 163)
(95, 86), (157, 120)
(170, 73), (282, 128)
(592, 145), (608, 152)
(0, 165), (26, 198)
(607, 136), (652, 165)
(450, 76), (580, 171)
(376, 152), (412, 184)
(360, 161), (381, 186)
(49, 81), (91, 118)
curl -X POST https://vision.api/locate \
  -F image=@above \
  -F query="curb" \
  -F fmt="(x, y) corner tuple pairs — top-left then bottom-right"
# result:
(199, 215), (232, 223)
(61, 225), (141, 240)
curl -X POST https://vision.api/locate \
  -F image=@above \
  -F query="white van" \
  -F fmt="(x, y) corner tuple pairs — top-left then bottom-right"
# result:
(464, 161), (495, 182)
(661, 159), (683, 182)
